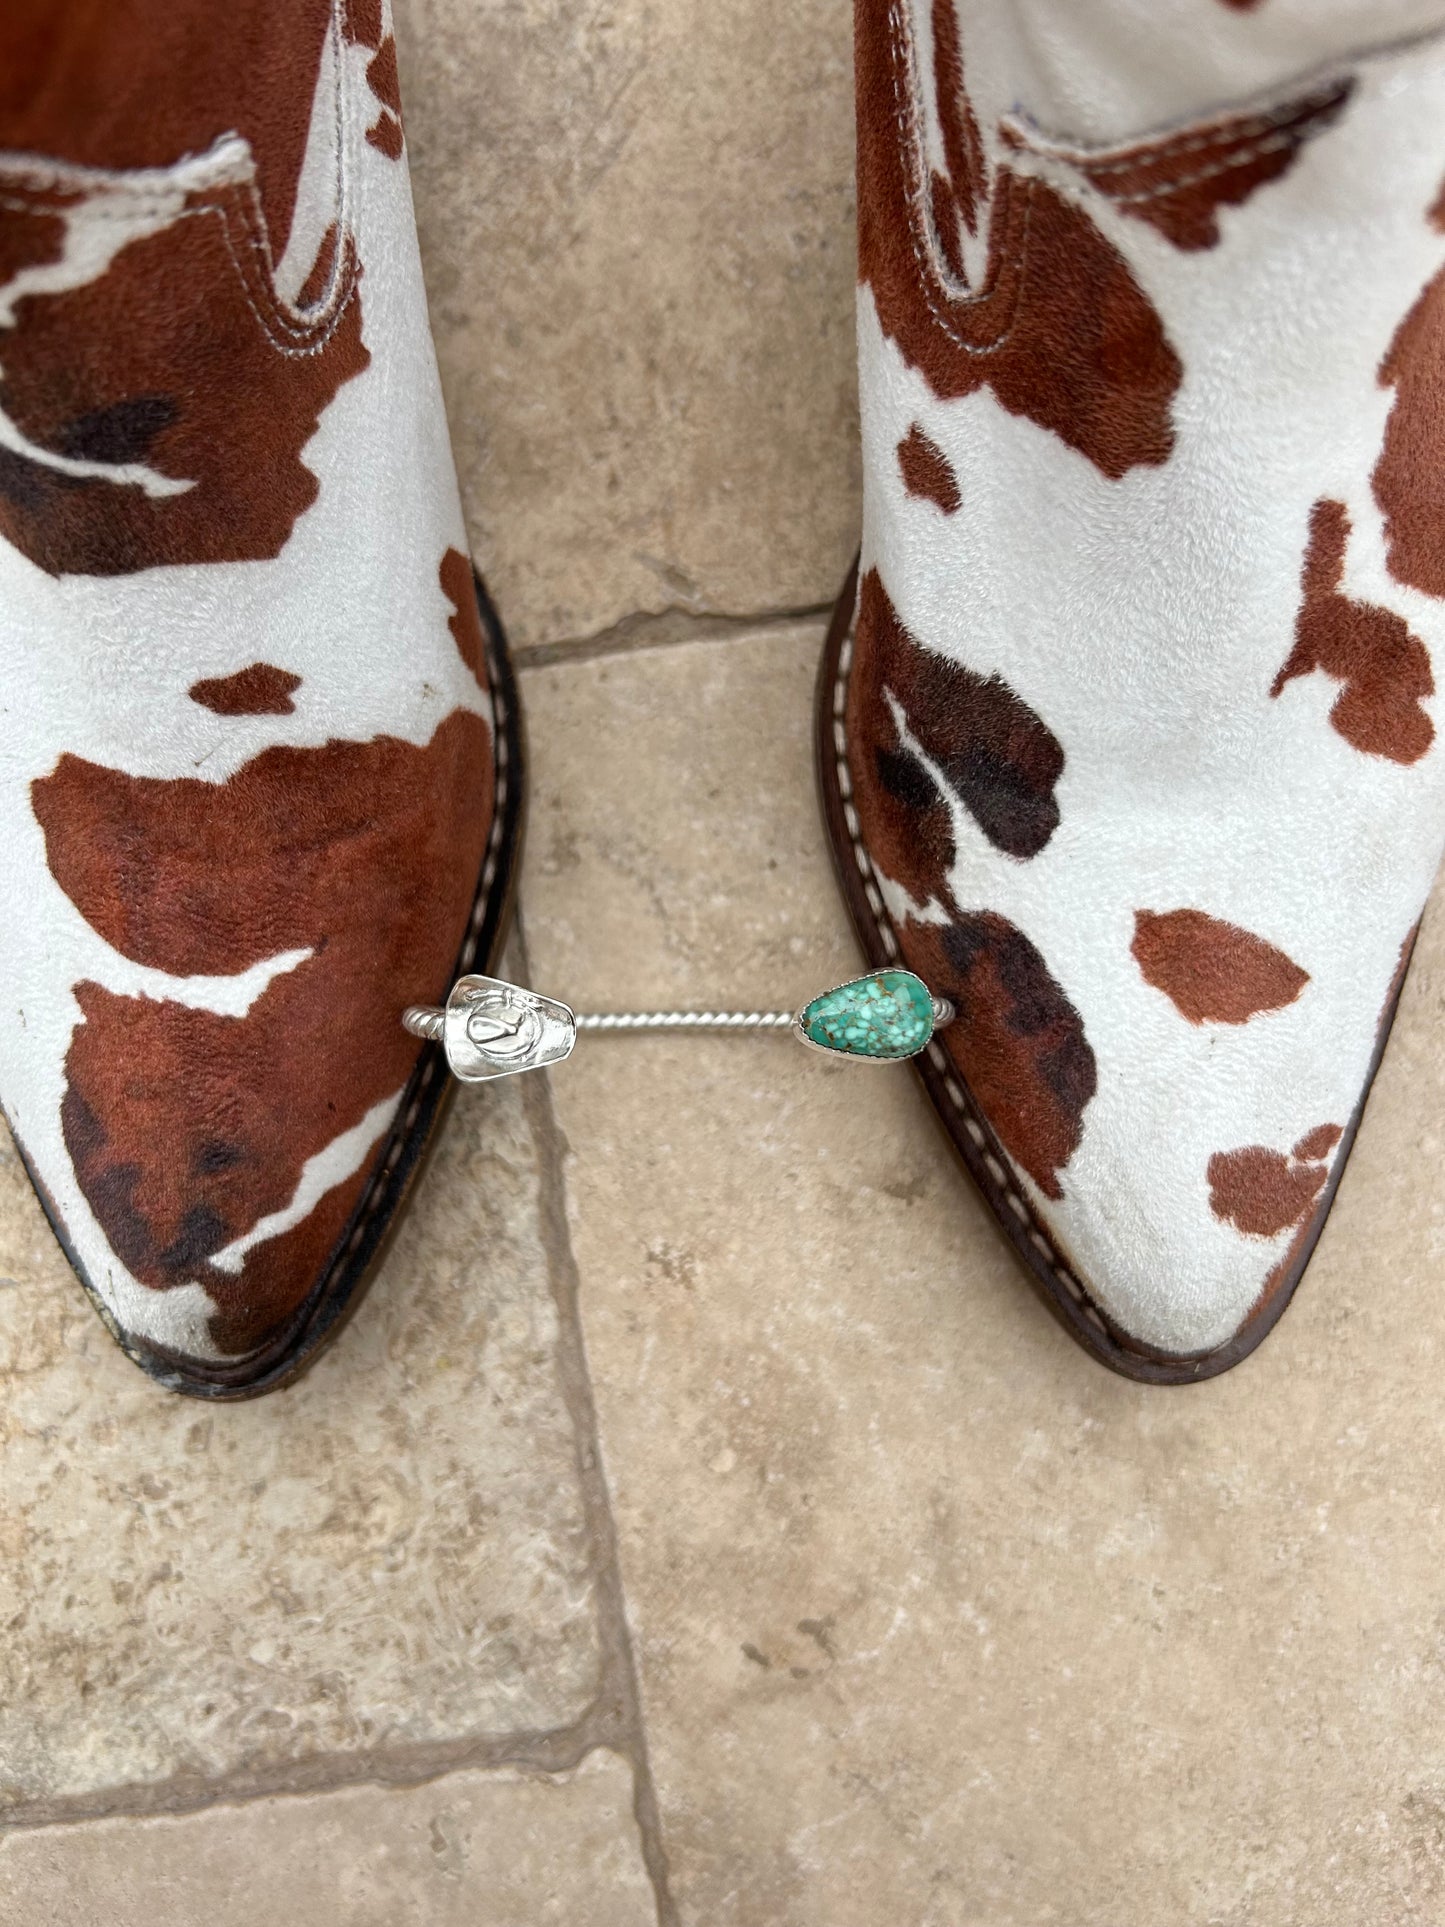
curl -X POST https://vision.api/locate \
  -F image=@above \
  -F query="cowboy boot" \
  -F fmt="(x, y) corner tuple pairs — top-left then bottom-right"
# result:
(0, 0), (522, 1395)
(819, 0), (1445, 1378)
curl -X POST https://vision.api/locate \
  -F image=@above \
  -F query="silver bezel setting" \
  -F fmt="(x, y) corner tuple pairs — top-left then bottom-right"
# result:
(791, 970), (951, 1064)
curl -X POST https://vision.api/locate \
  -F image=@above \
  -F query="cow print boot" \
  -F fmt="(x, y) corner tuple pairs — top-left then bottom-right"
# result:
(0, 1), (522, 1395)
(819, 0), (1445, 1379)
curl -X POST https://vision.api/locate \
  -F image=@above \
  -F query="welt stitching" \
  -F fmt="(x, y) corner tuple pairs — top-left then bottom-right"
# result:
(885, 0), (1029, 360)
(831, 596), (1099, 1318)
(304, 652), (513, 1310)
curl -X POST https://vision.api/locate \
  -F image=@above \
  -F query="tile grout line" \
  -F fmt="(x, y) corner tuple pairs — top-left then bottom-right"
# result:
(514, 598), (832, 671)
(0, 936), (678, 1927)
(513, 915), (681, 1927)
(0, 1724), (640, 1836)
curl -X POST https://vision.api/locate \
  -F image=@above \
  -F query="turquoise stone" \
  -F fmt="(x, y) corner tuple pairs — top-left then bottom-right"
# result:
(800, 970), (936, 1060)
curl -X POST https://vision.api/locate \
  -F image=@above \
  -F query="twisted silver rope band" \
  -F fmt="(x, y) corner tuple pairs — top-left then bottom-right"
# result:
(403, 1003), (796, 1041)
(576, 1010), (795, 1032)
(402, 1007), (446, 1041)
(407, 1000), (955, 1040)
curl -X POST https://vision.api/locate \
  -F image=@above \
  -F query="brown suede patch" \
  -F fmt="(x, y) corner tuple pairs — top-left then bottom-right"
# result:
(363, 35), (405, 159)
(441, 546), (486, 679)
(0, 0), (382, 575)
(849, 568), (1064, 867)
(1272, 498), (1434, 764)
(1373, 184), (1445, 601)
(33, 696), (494, 1352)
(929, 0), (985, 248)
(1208, 1129), (1342, 1238)
(0, 206), (68, 288)
(0, 210), (369, 574)
(1132, 910), (1309, 1024)
(1012, 80), (1352, 253)
(897, 424), (961, 514)
(855, 0), (1181, 479)
(904, 914), (1098, 1200)
(189, 664), (303, 716)
(845, 566), (1094, 1197)
(0, 0), (335, 256)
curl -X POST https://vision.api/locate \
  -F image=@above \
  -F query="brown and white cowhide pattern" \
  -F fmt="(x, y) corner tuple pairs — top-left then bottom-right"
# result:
(0, 1), (495, 1365)
(845, 0), (1445, 1357)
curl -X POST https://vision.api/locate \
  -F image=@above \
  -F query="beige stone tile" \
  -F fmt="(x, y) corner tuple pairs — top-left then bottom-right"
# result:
(394, 0), (860, 652)
(0, 1072), (597, 1812)
(0, 1750), (654, 1927)
(521, 625), (1445, 1927)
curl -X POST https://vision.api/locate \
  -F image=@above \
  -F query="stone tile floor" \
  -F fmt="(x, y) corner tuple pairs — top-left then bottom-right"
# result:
(7, 2), (1445, 1921)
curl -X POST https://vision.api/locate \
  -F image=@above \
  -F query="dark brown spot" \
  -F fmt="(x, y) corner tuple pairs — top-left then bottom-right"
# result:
(1132, 910), (1308, 1023)
(906, 914), (1097, 1199)
(365, 110), (404, 162)
(848, 570), (1064, 875)
(54, 395), (178, 464)
(1272, 499), (1433, 763)
(929, 171), (967, 280)
(365, 35), (402, 120)
(294, 221), (341, 310)
(362, 34), (404, 158)
(189, 664), (302, 717)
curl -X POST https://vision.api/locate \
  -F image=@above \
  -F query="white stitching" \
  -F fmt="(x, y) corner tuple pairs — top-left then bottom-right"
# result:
(0, 184), (361, 357)
(1090, 120), (1339, 207)
(457, 680), (509, 975)
(183, 0), (485, 1356)
(1030, 87), (1346, 179)
(831, 592), (1098, 1315)
(297, 601), (514, 1317)
(885, 0), (1031, 361)
(0, 0), (362, 359)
